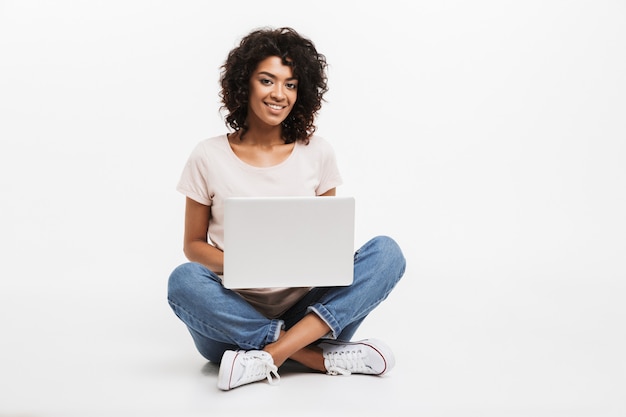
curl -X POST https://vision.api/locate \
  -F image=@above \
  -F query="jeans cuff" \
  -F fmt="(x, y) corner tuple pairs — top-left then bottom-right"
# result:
(307, 304), (340, 339)
(267, 319), (284, 344)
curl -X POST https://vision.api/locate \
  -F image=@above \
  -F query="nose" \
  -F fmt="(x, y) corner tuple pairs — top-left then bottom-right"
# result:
(270, 83), (286, 100)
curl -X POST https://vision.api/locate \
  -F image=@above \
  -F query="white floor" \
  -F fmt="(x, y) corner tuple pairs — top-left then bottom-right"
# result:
(1, 261), (625, 417)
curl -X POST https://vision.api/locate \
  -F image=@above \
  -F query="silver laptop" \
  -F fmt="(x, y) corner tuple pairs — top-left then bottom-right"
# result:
(222, 196), (355, 289)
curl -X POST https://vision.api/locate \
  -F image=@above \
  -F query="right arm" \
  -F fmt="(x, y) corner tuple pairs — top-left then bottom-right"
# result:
(182, 197), (224, 274)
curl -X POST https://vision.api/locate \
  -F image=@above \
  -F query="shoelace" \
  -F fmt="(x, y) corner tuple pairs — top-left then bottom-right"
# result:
(240, 353), (281, 385)
(324, 348), (369, 376)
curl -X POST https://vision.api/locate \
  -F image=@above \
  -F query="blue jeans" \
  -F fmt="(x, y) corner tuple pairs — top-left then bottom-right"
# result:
(167, 235), (406, 363)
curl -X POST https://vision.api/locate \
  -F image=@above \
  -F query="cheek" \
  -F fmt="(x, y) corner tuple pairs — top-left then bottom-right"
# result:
(289, 91), (298, 105)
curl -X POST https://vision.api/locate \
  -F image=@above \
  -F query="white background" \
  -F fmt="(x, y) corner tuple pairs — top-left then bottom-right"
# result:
(1, 1), (625, 416)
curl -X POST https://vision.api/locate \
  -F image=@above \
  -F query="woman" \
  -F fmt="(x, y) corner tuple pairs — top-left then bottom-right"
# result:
(168, 27), (406, 391)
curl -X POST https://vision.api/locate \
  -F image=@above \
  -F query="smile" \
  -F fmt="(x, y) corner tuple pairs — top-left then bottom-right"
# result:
(265, 103), (285, 110)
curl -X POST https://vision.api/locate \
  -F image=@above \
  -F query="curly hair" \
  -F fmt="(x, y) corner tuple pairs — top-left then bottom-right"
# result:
(219, 27), (328, 144)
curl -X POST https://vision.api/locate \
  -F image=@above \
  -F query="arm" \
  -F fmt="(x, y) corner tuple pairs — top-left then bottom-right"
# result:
(182, 197), (224, 274)
(319, 188), (336, 196)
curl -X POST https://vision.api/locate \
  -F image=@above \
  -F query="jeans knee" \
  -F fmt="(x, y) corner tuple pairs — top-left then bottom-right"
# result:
(369, 235), (406, 276)
(168, 262), (204, 299)
(371, 235), (404, 258)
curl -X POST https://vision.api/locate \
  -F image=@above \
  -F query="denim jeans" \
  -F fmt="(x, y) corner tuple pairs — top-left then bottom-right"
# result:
(167, 235), (406, 363)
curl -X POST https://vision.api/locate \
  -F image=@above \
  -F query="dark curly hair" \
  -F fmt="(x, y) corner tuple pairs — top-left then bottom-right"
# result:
(219, 27), (328, 144)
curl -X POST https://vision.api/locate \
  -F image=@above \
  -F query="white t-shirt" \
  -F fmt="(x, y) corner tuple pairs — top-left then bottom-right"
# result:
(176, 134), (343, 317)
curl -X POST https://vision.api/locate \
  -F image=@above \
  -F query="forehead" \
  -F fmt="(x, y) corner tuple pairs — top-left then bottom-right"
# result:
(253, 56), (295, 78)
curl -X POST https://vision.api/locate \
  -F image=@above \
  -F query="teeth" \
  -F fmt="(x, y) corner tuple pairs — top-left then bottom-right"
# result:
(267, 104), (283, 110)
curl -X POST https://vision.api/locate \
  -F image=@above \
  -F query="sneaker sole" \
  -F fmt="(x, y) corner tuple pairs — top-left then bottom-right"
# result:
(217, 350), (240, 390)
(320, 338), (396, 375)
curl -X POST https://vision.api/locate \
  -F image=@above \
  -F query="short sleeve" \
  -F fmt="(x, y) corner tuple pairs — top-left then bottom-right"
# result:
(316, 138), (343, 195)
(176, 143), (212, 206)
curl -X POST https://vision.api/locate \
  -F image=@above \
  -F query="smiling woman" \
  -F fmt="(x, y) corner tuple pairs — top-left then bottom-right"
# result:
(167, 26), (406, 392)
(219, 27), (328, 145)
(233, 56), (299, 142)
(227, 56), (299, 167)
(246, 56), (297, 128)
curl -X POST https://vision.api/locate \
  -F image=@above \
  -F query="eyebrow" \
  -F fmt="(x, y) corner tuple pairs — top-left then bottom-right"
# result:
(257, 71), (298, 81)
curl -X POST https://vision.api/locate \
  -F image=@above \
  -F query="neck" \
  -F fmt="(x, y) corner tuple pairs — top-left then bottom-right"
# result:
(238, 126), (284, 146)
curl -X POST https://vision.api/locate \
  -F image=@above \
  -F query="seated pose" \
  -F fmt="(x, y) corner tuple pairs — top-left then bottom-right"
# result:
(167, 27), (406, 391)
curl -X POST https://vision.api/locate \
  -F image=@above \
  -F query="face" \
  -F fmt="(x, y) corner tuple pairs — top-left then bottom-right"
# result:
(247, 56), (298, 128)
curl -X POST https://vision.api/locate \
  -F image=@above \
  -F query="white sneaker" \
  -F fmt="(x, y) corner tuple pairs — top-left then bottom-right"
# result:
(318, 339), (395, 376)
(217, 350), (280, 391)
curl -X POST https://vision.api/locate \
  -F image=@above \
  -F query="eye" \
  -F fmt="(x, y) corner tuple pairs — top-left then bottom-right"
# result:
(286, 82), (298, 90)
(260, 78), (273, 86)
